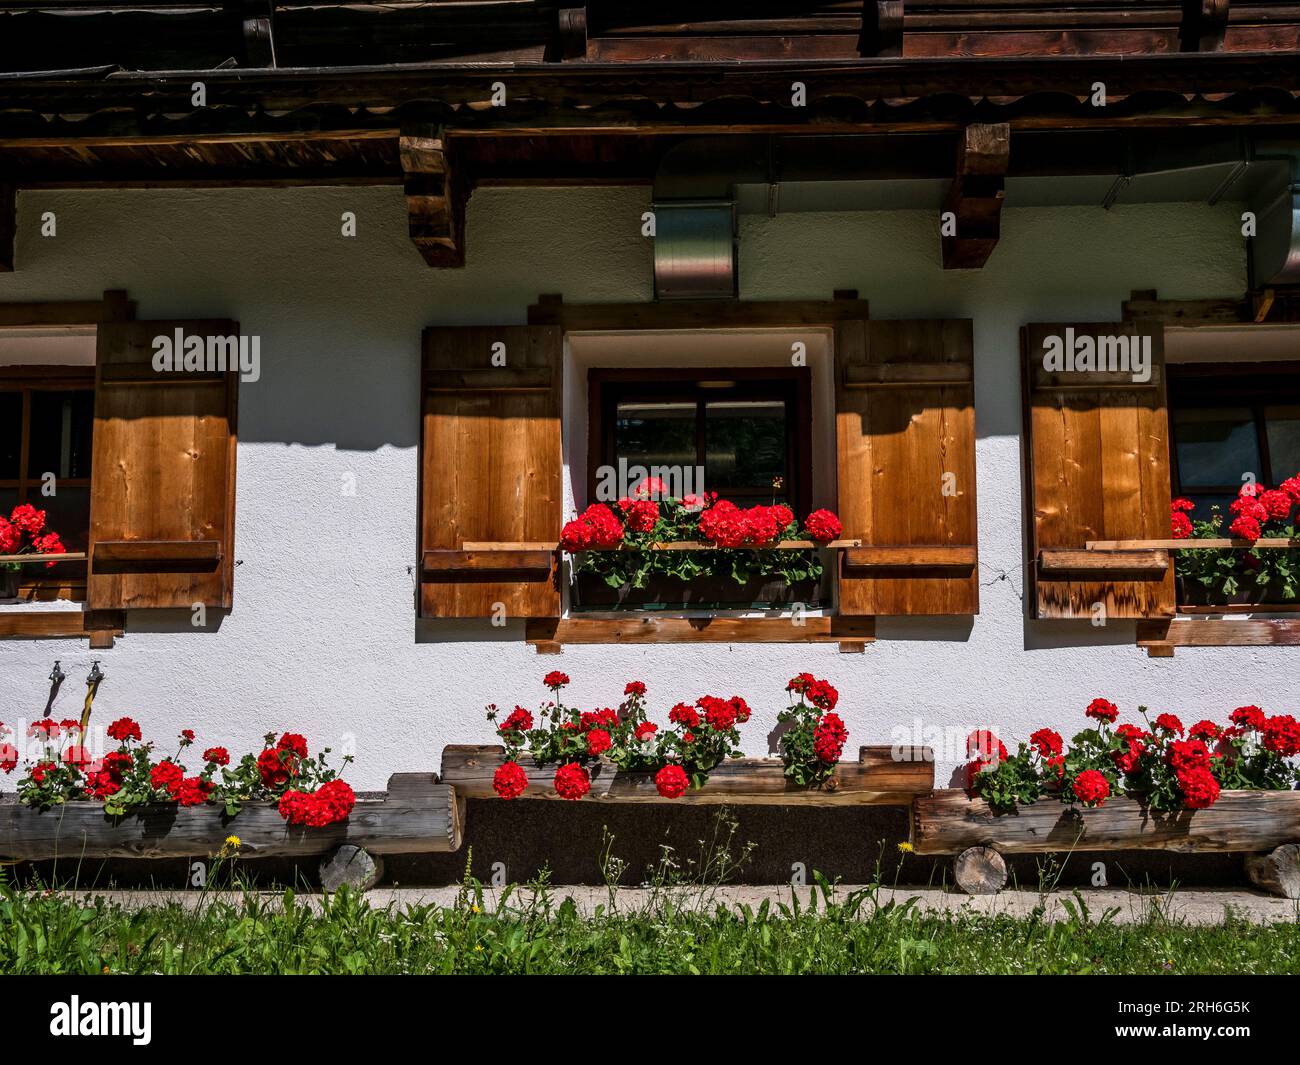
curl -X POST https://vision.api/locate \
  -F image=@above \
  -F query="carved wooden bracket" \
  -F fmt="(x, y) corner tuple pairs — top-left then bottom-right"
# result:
(554, 6), (589, 60)
(1180, 0), (1230, 51)
(400, 127), (470, 268)
(941, 123), (1009, 270)
(860, 0), (905, 57)
(230, 0), (277, 67)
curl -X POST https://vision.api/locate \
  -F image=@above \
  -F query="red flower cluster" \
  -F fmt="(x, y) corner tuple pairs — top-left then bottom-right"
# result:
(498, 707), (534, 735)
(257, 746), (297, 788)
(812, 713), (848, 764)
(964, 729), (1008, 788)
(1170, 497), (1196, 539)
(698, 500), (792, 548)
(278, 779), (356, 826)
(1085, 698), (1119, 724)
(150, 760), (185, 797)
(655, 764), (689, 799)
(624, 681), (646, 697)
(560, 503), (626, 552)
(553, 762), (591, 800)
(203, 747), (230, 766)
(1072, 769), (1110, 806)
(493, 760), (529, 800)
(804, 509), (842, 543)
(787, 673), (838, 711)
(617, 497), (660, 533)
(543, 671), (570, 689)
(107, 717), (142, 743)
(0, 505), (67, 567)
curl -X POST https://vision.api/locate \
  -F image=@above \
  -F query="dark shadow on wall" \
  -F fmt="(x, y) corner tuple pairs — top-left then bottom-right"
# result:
(874, 616), (975, 642)
(1024, 619), (1138, 651)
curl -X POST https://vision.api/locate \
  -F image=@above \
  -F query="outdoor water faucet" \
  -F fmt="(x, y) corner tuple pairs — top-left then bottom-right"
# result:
(87, 660), (104, 686)
(49, 660), (66, 685)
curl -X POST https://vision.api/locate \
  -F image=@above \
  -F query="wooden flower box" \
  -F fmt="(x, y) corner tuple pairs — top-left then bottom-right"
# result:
(571, 570), (825, 612)
(912, 788), (1300, 898)
(441, 744), (934, 806)
(0, 774), (462, 889)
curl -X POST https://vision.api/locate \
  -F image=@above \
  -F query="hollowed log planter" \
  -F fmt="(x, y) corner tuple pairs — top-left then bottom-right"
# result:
(913, 788), (1300, 898)
(442, 745), (933, 805)
(0, 774), (462, 890)
(571, 571), (825, 612)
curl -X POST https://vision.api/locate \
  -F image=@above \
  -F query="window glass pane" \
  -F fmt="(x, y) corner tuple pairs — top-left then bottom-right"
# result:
(0, 392), (20, 479)
(613, 401), (697, 475)
(27, 390), (94, 481)
(1173, 406), (1260, 488)
(705, 400), (787, 496)
(0, 487), (17, 519)
(27, 486), (91, 551)
(1265, 404), (1300, 480)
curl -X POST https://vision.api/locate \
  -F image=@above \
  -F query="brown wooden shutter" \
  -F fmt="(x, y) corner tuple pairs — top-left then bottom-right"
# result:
(419, 324), (562, 619)
(89, 320), (239, 611)
(1022, 322), (1174, 619)
(834, 319), (979, 615)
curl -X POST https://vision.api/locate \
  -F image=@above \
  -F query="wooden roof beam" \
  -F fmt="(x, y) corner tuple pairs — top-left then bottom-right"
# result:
(400, 125), (470, 268)
(942, 122), (1009, 270)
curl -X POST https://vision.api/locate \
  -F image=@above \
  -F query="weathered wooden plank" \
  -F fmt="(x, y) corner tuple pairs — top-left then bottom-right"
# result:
(525, 616), (876, 645)
(421, 549), (554, 575)
(1089, 538), (1300, 550)
(92, 539), (221, 567)
(440, 744), (932, 805)
(0, 783), (461, 860)
(844, 545), (977, 568)
(1038, 547), (1169, 573)
(912, 788), (1300, 855)
(842, 362), (973, 387)
(0, 610), (123, 641)
(423, 368), (552, 392)
(1137, 619), (1300, 648)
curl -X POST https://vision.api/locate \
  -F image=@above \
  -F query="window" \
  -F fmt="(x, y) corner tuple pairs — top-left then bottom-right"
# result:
(0, 366), (95, 594)
(587, 367), (812, 514)
(1169, 363), (1300, 518)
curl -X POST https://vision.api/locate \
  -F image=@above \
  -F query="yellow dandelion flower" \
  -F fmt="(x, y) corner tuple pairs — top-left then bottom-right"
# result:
(225, 835), (241, 848)
(897, 842), (914, 853)
(474, 944), (485, 952)
(471, 905), (481, 914)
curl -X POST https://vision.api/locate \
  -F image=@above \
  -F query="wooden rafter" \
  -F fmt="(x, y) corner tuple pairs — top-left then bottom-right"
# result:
(399, 126), (469, 268)
(941, 122), (1009, 270)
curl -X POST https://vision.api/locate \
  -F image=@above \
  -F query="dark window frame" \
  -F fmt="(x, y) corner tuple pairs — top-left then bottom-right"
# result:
(1168, 361), (1300, 500)
(0, 364), (95, 594)
(586, 366), (813, 517)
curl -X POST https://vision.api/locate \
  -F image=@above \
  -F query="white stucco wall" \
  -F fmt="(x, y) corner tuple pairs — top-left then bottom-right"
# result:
(0, 185), (1284, 791)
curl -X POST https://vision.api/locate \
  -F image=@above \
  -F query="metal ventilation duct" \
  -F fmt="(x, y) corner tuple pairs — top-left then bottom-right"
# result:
(652, 199), (737, 300)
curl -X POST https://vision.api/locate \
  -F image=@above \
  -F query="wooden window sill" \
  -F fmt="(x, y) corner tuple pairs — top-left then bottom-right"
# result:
(1138, 618), (1300, 657)
(0, 607), (123, 648)
(525, 615), (875, 654)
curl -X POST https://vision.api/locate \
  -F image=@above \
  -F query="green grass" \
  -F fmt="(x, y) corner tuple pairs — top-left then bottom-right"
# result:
(3, 876), (1299, 975)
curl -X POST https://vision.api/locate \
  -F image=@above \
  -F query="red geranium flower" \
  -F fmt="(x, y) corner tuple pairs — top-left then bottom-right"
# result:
(1085, 698), (1119, 724)
(804, 509), (842, 543)
(1170, 511), (1193, 539)
(176, 776), (212, 807)
(499, 707), (534, 734)
(813, 713), (849, 764)
(1187, 720), (1220, 743)
(257, 747), (296, 788)
(107, 717), (142, 743)
(1168, 739), (1211, 774)
(553, 762), (590, 801)
(1229, 515), (1262, 541)
(634, 722), (658, 742)
(1262, 714), (1300, 758)
(543, 671), (570, 689)
(697, 695), (737, 733)
(61, 745), (93, 770)
(1230, 705), (1266, 731)
(655, 764), (689, 800)
(28, 717), (59, 740)
(1030, 728), (1063, 757)
(150, 760), (185, 797)
(276, 733), (308, 759)
(203, 746), (230, 766)
(1259, 489), (1293, 521)
(1153, 713), (1184, 735)
(1177, 766), (1220, 810)
(668, 703), (701, 730)
(624, 681), (646, 697)
(586, 728), (613, 756)
(0, 743), (17, 774)
(1071, 769), (1110, 807)
(9, 503), (46, 535)
(617, 497), (660, 533)
(493, 761), (529, 800)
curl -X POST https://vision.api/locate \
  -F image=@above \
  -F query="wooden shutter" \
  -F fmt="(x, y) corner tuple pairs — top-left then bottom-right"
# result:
(1022, 322), (1174, 619)
(835, 319), (979, 615)
(89, 320), (238, 610)
(420, 324), (562, 619)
